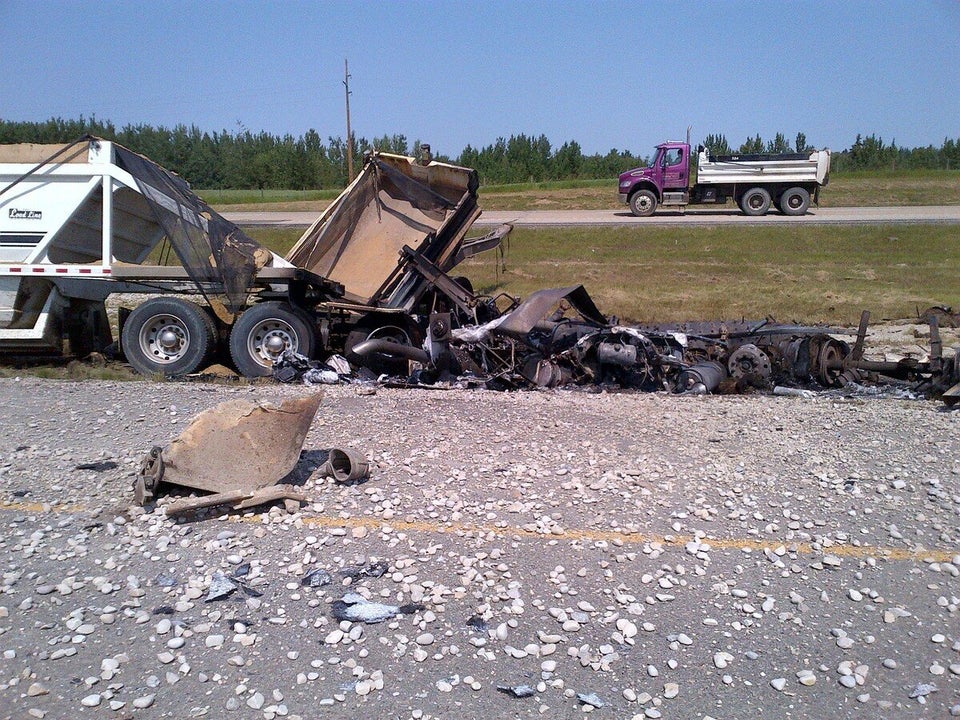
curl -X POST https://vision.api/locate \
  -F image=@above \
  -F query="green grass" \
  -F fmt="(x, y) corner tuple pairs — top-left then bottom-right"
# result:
(820, 170), (960, 207)
(458, 224), (960, 325)
(479, 178), (612, 193)
(240, 223), (960, 327)
(245, 226), (305, 257)
(201, 188), (342, 212)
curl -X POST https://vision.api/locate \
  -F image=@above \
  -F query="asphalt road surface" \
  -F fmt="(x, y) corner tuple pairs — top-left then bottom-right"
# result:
(225, 206), (960, 228)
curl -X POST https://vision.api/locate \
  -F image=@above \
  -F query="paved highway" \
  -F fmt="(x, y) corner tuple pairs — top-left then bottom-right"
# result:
(225, 205), (960, 228)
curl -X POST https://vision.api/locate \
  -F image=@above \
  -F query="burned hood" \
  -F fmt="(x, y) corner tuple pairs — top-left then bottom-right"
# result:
(496, 285), (608, 339)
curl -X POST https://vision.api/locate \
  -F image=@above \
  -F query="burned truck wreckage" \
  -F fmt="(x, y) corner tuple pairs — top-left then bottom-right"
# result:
(290, 283), (960, 402)
(1, 138), (956, 402)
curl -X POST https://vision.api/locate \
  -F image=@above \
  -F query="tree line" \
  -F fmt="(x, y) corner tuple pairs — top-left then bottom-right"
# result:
(1, 117), (957, 190)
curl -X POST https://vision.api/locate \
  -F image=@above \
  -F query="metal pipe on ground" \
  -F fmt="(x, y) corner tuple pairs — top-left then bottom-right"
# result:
(350, 338), (430, 365)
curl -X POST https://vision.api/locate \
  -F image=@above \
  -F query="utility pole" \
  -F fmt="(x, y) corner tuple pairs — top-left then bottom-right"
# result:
(343, 58), (354, 182)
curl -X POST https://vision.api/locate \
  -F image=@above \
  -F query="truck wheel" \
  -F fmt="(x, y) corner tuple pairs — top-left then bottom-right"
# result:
(121, 297), (217, 377)
(778, 187), (810, 216)
(739, 187), (771, 216)
(629, 189), (658, 217)
(229, 301), (316, 377)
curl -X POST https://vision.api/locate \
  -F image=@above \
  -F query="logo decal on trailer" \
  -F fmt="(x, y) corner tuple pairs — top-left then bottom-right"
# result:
(8, 209), (42, 219)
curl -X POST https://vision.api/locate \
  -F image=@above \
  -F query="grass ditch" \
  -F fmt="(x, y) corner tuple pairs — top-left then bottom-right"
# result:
(238, 223), (960, 327)
(457, 224), (960, 325)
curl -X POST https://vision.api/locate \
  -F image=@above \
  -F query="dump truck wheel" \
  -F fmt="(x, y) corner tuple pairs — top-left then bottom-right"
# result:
(121, 297), (217, 376)
(229, 301), (316, 378)
(629, 189), (658, 217)
(779, 186), (810, 216)
(740, 187), (771, 216)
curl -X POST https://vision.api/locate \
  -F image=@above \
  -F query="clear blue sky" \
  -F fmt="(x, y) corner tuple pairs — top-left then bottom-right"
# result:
(1, 0), (958, 156)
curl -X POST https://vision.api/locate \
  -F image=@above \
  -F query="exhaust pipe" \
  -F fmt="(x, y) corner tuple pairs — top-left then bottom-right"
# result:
(350, 338), (430, 365)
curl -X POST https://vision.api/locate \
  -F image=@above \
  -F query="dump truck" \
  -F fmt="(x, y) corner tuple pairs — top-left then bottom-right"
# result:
(618, 141), (831, 217)
(0, 136), (508, 377)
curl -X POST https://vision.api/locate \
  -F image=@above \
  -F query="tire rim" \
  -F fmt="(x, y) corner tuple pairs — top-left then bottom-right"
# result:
(748, 194), (764, 210)
(361, 325), (413, 358)
(138, 313), (190, 365)
(139, 313), (190, 365)
(635, 195), (652, 211)
(366, 325), (412, 345)
(246, 317), (299, 368)
(786, 194), (803, 209)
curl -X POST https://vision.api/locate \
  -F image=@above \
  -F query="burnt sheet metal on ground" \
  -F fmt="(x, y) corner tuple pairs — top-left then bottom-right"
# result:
(133, 394), (323, 511)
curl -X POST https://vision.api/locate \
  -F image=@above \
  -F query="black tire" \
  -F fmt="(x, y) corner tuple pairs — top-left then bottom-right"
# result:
(739, 187), (772, 216)
(229, 301), (316, 378)
(779, 186), (810, 216)
(629, 189), (658, 217)
(121, 297), (217, 376)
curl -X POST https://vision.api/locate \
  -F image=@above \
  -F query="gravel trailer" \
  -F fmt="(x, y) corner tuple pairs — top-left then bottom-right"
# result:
(0, 137), (507, 377)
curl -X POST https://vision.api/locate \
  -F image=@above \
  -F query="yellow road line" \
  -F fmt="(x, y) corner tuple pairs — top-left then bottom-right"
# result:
(2, 499), (957, 563)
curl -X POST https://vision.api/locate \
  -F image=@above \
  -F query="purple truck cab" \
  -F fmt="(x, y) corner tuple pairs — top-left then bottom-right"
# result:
(618, 142), (691, 217)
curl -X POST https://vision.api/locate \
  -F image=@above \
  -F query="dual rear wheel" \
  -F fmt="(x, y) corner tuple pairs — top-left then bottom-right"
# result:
(121, 297), (218, 377)
(739, 186), (811, 216)
(122, 299), (423, 379)
(122, 298), (316, 378)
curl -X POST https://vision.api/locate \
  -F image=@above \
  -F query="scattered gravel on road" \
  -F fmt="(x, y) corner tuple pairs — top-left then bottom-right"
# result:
(0, 376), (957, 718)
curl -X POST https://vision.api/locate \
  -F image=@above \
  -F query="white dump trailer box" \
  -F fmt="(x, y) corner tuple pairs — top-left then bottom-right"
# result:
(0, 137), (292, 357)
(696, 148), (831, 187)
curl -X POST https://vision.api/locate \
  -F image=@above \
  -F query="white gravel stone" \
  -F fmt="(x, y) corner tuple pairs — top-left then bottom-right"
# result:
(132, 694), (155, 709)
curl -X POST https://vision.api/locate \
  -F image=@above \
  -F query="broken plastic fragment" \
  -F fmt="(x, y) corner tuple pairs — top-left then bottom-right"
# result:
(330, 593), (423, 624)
(301, 567), (333, 588)
(909, 683), (937, 698)
(341, 560), (388, 580)
(497, 685), (535, 698)
(577, 692), (605, 708)
(466, 615), (489, 632)
(205, 572), (238, 602)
